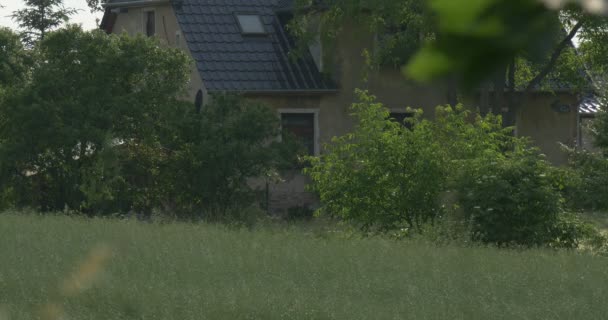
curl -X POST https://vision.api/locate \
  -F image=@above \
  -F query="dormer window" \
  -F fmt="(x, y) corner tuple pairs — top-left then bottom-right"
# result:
(236, 14), (266, 35)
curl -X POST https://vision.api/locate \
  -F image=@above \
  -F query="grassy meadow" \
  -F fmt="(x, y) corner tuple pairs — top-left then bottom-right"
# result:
(1, 213), (607, 320)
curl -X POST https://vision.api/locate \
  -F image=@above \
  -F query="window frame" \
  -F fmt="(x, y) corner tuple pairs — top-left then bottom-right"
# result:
(278, 108), (320, 156)
(235, 13), (267, 36)
(389, 109), (415, 128)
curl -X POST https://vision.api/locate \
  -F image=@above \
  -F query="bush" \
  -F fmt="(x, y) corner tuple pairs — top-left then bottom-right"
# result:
(592, 98), (608, 152)
(0, 28), (295, 222)
(161, 94), (293, 219)
(550, 212), (600, 249)
(558, 148), (608, 211)
(455, 146), (589, 248)
(307, 90), (530, 234)
(308, 90), (597, 247)
(286, 206), (315, 222)
(306, 90), (448, 232)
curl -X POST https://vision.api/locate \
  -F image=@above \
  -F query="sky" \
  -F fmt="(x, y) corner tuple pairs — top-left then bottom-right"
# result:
(0, 0), (103, 31)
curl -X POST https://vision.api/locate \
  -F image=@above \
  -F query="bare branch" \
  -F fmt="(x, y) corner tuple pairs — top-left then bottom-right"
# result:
(524, 20), (584, 94)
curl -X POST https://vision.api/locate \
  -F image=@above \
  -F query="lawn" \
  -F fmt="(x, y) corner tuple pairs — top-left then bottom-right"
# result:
(1, 213), (607, 320)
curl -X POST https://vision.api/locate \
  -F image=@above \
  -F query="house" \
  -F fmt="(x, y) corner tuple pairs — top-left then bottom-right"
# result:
(100, 0), (587, 213)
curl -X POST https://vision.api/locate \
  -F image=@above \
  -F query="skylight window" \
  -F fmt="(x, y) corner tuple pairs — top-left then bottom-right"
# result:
(236, 14), (266, 35)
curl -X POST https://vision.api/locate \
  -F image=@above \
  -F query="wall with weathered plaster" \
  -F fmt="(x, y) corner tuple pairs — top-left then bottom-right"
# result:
(516, 93), (579, 165)
(110, 3), (207, 102)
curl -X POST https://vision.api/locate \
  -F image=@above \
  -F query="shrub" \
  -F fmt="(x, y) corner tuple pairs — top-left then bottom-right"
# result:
(308, 90), (596, 247)
(455, 146), (587, 247)
(0, 28), (294, 221)
(550, 212), (601, 249)
(306, 90), (529, 234)
(161, 94), (293, 219)
(592, 98), (608, 153)
(306, 90), (448, 232)
(286, 206), (315, 222)
(558, 148), (608, 211)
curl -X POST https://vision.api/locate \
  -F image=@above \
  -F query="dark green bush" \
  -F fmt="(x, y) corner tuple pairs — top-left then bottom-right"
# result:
(558, 148), (608, 211)
(0, 28), (294, 221)
(160, 94), (293, 219)
(0, 27), (190, 213)
(455, 147), (589, 247)
(286, 206), (315, 222)
(592, 99), (608, 153)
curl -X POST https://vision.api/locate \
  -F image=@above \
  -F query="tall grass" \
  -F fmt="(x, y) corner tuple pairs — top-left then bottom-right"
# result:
(1, 213), (607, 319)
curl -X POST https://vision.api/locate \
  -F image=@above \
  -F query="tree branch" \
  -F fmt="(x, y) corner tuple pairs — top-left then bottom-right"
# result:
(524, 20), (584, 94)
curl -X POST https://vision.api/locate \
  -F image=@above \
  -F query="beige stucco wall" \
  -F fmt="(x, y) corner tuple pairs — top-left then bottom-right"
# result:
(110, 3), (207, 102)
(462, 92), (580, 165)
(517, 93), (579, 165)
(316, 22), (450, 142)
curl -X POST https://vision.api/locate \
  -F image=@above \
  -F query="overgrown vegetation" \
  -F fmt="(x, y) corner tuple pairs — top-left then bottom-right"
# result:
(306, 91), (447, 232)
(557, 149), (608, 212)
(307, 91), (604, 248)
(457, 149), (593, 248)
(0, 27), (294, 219)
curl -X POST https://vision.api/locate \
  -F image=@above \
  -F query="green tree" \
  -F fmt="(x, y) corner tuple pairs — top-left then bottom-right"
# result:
(11, 0), (77, 42)
(0, 27), (29, 91)
(85, 0), (106, 12)
(160, 94), (293, 219)
(0, 26), (190, 212)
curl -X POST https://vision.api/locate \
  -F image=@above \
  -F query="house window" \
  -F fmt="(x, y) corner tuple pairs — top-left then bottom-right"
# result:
(145, 11), (155, 37)
(236, 14), (266, 35)
(281, 112), (317, 156)
(389, 112), (414, 129)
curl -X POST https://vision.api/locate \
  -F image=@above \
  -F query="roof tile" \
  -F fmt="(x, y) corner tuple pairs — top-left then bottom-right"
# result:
(173, 0), (334, 93)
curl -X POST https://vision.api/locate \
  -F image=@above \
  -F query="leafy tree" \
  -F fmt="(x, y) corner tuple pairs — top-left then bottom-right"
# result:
(0, 26), (295, 218)
(0, 26), (190, 212)
(85, 0), (106, 12)
(160, 94), (293, 219)
(0, 28), (29, 90)
(11, 0), (77, 42)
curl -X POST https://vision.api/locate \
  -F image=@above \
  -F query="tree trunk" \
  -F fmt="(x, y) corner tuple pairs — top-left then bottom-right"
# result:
(522, 20), (584, 104)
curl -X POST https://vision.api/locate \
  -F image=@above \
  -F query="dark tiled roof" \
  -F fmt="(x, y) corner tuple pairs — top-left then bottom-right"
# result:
(173, 0), (336, 93)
